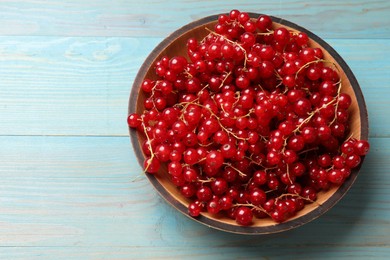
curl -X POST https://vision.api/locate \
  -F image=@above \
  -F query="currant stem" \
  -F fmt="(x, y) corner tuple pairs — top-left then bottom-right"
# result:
(298, 146), (319, 155)
(198, 177), (216, 183)
(234, 203), (271, 216)
(295, 59), (339, 79)
(329, 81), (343, 125)
(141, 120), (154, 173)
(256, 30), (274, 36)
(286, 163), (292, 184)
(275, 193), (316, 204)
(223, 163), (247, 177)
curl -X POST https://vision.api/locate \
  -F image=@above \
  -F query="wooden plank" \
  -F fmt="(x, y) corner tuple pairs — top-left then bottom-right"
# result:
(0, 37), (388, 137)
(0, 36), (161, 136)
(0, 246), (389, 259)
(0, 136), (388, 257)
(0, 136), (138, 178)
(0, 0), (388, 38)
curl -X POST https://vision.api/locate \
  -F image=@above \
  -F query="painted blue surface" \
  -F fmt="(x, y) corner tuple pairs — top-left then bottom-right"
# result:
(0, 1), (389, 259)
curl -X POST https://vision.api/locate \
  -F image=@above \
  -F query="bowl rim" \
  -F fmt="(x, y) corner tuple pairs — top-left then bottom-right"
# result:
(128, 13), (369, 234)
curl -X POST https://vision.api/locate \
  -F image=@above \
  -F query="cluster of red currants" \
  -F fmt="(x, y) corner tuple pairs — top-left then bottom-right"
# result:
(128, 9), (369, 226)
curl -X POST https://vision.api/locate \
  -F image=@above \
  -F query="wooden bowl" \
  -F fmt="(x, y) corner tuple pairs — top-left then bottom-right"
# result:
(128, 13), (369, 234)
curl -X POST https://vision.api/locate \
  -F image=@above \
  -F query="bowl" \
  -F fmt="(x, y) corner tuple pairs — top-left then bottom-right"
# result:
(128, 13), (369, 234)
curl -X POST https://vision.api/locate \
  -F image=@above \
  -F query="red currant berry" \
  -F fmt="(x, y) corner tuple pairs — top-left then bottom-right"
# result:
(169, 56), (187, 73)
(168, 161), (182, 177)
(249, 188), (267, 206)
(211, 178), (228, 195)
(229, 9), (241, 20)
(327, 169), (344, 185)
(256, 15), (272, 31)
(206, 150), (224, 170)
(317, 154), (332, 168)
(333, 155), (346, 169)
(219, 195), (233, 210)
(235, 206), (253, 226)
(144, 156), (160, 174)
(271, 210), (287, 223)
(354, 140), (370, 156)
(196, 186), (213, 202)
(345, 154), (361, 168)
(181, 183), (197, 198)
(207, 198), (221, 214)
(127, 113), (141, 128)
(341, 140), (356, 155)
(287, 135), (305, 151)
(296, 32), (309, 46)
(301, 186), (317, 201)
(188, 201), (202, 217)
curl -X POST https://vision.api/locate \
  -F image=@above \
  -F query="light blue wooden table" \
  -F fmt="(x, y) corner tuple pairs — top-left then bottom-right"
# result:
(0, 1), (389, 259)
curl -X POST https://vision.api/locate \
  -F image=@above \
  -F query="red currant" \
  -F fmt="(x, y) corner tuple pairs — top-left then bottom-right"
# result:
(235, 206), (253, 226)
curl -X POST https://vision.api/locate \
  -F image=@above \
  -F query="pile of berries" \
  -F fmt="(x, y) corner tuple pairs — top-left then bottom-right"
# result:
(128, 10), (369, 226)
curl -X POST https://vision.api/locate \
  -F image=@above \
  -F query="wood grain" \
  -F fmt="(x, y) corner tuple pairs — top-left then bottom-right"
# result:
(0, 0), (388, 38)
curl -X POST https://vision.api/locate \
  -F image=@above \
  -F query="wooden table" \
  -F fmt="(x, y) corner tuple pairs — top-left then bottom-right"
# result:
(0, 1), (389, 259)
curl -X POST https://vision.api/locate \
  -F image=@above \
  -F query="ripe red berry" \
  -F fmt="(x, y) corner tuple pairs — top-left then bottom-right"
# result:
(188, 201), (202, 217)
(256, 15), (272, 31)
(127, 113), (141, 128)
(211, 178), (228, 195)
(196, 186), (213, 202)
(328, 169), (344, 185)
(144, 157), (160, 174)
(345, 154), (362, 168)
(296, 32), (309, 46)
(207, 198), (221, 214)
(250, 189), (267, 206)
(206, 150), (224, 170)
(229, 9), (241, 20)
(354, 140), (370, 156)
(219, 195), (233, 210)
(169, 56), (187, 73)
(235, 206), (253, 226)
